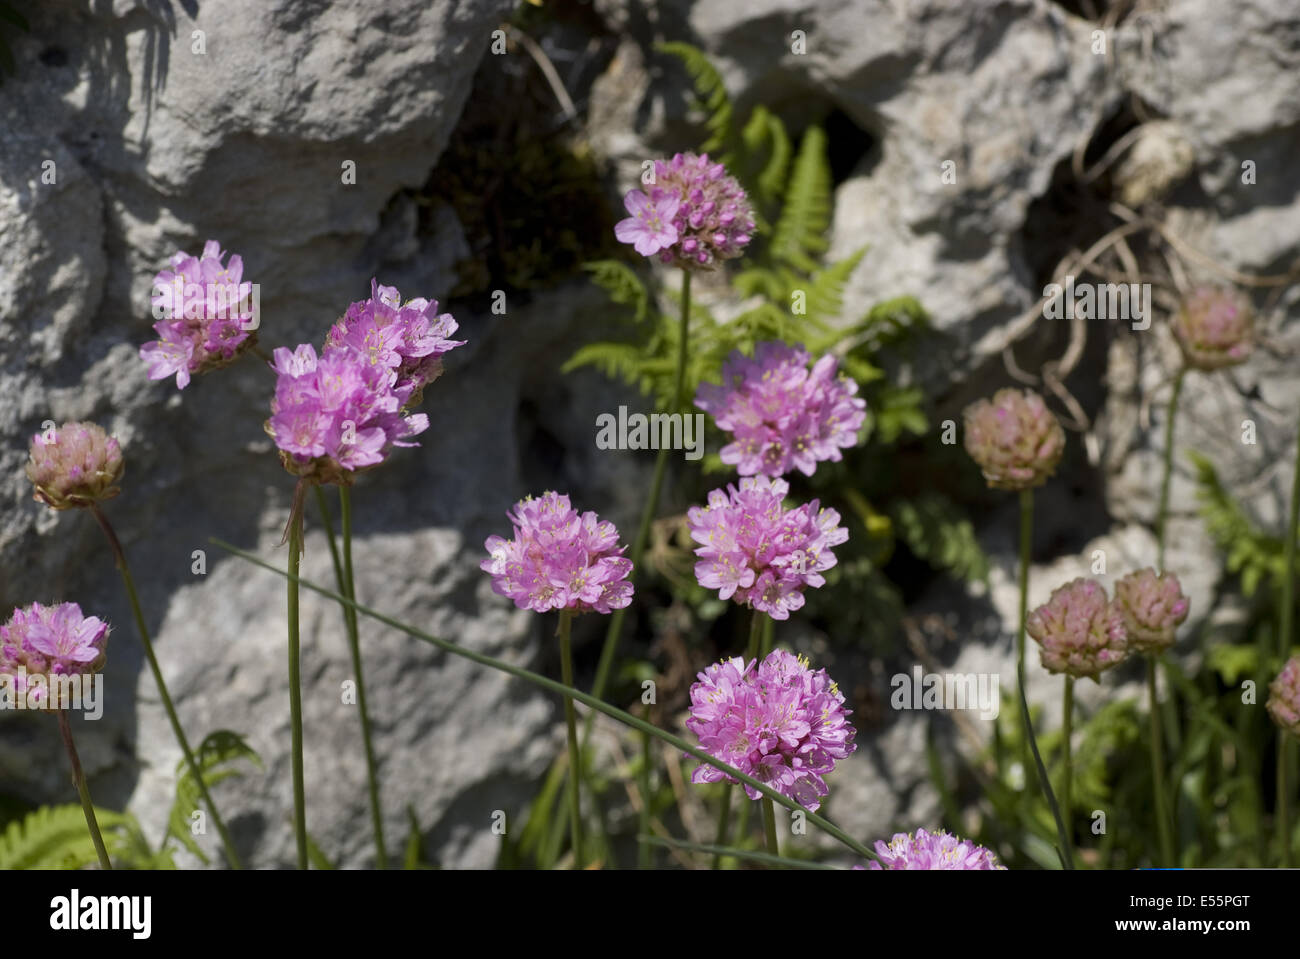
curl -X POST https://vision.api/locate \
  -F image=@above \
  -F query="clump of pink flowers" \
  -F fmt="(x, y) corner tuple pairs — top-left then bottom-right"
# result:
(25, 422), (124, 511)
(687, 476), (846, 620)
(865, 828), (1005, 870)
(1026, 577), (1129, 680)
(266, 344), (429, 485)
(481, 491), (634, 614)
(0, 602), (109, 708)
(1268, 655), (1300, 738)
(1172, 286), (1254, 371)
(615, 152), (754, 269)
(324, 280), (465, 407)
(139, 240), (258, 389)
(686, 649), (856, 810)
(695, 342), (867, 477)
(1113, 568), (1190, 654)
(963, 388), (1065, 491)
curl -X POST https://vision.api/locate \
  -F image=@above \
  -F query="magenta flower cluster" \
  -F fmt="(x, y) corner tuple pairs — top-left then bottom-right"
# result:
(686, 649), (856, 810)
(324, 280), (465, 406)
(687, 475), (846, 620)
(865, 828), (1005, 870)
(695, 342), (867, 477)
(140, 240), (257, 389)
(1268, 655), (1300, 738)
(1, 602), (109, 707)
(615, 152), (754, 269)
(266, 344), (429, 484)
(481, 492), (634, 615)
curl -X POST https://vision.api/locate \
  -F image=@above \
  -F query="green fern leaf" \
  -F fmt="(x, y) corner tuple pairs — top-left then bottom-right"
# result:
(657, 42), (733, 155)
(771, 125), (832, 273)
(889, 493), (988, 582)
(582, 259), (648, 323)
(167, 730), (261, 862)
(0, 803), (146, 869)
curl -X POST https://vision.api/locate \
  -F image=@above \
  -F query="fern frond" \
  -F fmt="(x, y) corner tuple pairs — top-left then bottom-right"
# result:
(167, 730), (261, 863)
(583, 259), (648, 323)
(889, 493), (988, 582)
(658, 42), (733, 156)
(771, 125), (832, 273)
(1189, 450), (1284, 596)
(801, 247), (866, 324)
(561, 342), (652, 394)
(0, 803), (147, 869)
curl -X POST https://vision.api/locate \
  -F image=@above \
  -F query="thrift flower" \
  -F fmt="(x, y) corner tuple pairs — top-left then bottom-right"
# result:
(140, 240), (258, 389)
(1113, 568), (1189, 655)
(1172, 286), (1254, 371)
(25, 422), (124, 511)
(695, 342), (867, 477)
(0, 602), (109, 709)
(480, 491), (633, 614)
(324, 279), (466, 407)
(686, 649), (856, 810)
(963, 388), (1065, 491)
(1267, 655), (1300, 738)
(865, 828), (1005, 870)
(1026, 577), (1129, 680)
(615, 153), (754, 269)
(687, 475), (847, 620)
(266, 344), (428, 485)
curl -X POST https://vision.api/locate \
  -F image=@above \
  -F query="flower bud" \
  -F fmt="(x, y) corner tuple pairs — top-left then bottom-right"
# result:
(1113, 568), (1189, 655)
(1172, 286), (1254, 371)
(963, 388), (1065, 491)
(1026, 577), (1129, 680)
(25, 422), (124, 511)
(1267, 655), (1300, 738)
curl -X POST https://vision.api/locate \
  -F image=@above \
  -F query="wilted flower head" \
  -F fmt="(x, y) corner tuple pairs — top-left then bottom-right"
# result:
(25, 422), (124, 511)
(865, 828), (1005, 870)
(1172, 286), (1254, 371)
(963, 388), (1065, 491)
(615, 153), (754, 269)
(1267, 655), (1300, 738)
(324, 279), (466, 408)
(1113, 568), (1189, 655)
(1026, 577), (1129, 680)
(687, 475), (847, 621)
(265, 344), (428, 485)
(140, 240), (258, 389)
(695, 342), (867, 477)
(481, 492), (633, 614)
(0, 602), (109, 708)
(686, 648), (856, 810)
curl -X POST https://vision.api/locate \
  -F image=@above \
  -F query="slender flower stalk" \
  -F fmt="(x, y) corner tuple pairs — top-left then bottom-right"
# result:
(761, 796), (779, 859)
(1276, 413), (1300, 866)
(637, 700), (653, 869)
(314, 487), (387, 868)
(59, 708), (112, 870)
(557, 610), (583, 868)
(286, 483), (308, 869)
(1155, 369), (1186, 573)
(1061, 675), (1074, 845)
(713, 610), (764, 869)
(90, 505), (243, 869)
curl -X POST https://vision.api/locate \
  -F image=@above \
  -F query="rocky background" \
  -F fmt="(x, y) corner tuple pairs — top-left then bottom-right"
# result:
(0, 0), (1297, 867)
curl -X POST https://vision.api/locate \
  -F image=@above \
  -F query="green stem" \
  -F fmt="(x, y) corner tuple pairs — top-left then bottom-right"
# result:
(638, 702), (653, 869)
(1148, 655), (1175, 866)
(1015, 489), (1074, 869)
(761, 797), (779, 859)
(1156, 368), (1186, 573)
(58, 708), (112, 870)
(212, 537), (881, 861)
(1276, 412), (1300, 866)
(717, 610), (766, 869)
(1062, 675), (1074, 852)
(315, 487), (388, 869)
(557, 609), (583, 868)
(584, 268), (693, 727)
(711, 786), (733, 870)
(89, 505), (242, 869)
(286, 484), (308, 869)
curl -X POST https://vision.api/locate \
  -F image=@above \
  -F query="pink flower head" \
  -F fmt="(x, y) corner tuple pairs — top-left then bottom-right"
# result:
(1026, 577), (1129, 680)
(266, 343), (428, 485)
(1267, 655), (1300, 738)
(1172, 286), (1254, 371)
(865, 828), (1006, 870)
(616, 153), (755, 270)
(696, 342), (866, 477)
(25, 421), (124, 511)
(1, 602), (109, 709)
(686, 648), (856, 810)
(140, 239), (258, 389)
(1113, 568), (1190, 654)
(963, 388), (1065, 491)
(480, 492), (633, 615)
(687, 475), (846, 620)
(613, 190), (680, 256)
(325, 279), (466, 407)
